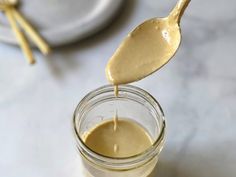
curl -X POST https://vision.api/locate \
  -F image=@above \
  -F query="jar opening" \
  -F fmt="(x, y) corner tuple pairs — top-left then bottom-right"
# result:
(73, 85), (166, 169)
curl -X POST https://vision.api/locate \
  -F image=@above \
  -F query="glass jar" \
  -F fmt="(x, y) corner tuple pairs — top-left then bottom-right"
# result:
(73, 85), (166, 177)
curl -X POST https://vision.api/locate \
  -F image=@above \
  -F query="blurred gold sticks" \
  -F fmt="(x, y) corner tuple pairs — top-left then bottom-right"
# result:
(0, 1), (51, 64)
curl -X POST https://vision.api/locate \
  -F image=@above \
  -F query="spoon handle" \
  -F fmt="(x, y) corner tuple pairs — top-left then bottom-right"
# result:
(169, 0), (190, 24)
(12, 9), (51, 55)
(5, 7), (35, 64)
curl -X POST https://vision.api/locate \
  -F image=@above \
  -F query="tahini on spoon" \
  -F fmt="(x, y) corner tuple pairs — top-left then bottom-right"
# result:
(106, 0), (191, 85)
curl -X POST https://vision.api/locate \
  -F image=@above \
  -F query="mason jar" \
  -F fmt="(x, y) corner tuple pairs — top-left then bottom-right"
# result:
(73, 85), (166, 177)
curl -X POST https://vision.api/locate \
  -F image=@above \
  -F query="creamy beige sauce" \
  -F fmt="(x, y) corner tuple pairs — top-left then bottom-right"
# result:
(114, 85), (119, 97)
(113, 110), (118, 131)
(113, 87), (118, 133)
(106, 18), (180, 85)
(83, 119), (153, 158)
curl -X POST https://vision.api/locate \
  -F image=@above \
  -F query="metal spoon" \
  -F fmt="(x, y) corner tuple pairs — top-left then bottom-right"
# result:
(0, 0), (51, 55)
(0, 0), (35, 64)
(106, 0), (190, 85)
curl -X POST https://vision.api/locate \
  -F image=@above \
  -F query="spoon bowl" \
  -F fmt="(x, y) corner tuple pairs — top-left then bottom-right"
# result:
(106, 0), (190, 85)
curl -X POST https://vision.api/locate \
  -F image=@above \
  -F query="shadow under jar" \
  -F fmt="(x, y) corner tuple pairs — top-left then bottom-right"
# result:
(73, 85), (166, 177)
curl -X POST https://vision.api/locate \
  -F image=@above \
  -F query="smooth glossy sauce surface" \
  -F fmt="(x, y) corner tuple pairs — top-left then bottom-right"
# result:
(106, 18), (180, 85)
(83, 119), (153, 158)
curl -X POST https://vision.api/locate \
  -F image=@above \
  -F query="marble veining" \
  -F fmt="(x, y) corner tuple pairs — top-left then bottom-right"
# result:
(1, 0), (236, 177)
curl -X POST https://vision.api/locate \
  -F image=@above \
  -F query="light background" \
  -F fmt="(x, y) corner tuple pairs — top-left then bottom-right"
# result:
(1, 0), (236, 177)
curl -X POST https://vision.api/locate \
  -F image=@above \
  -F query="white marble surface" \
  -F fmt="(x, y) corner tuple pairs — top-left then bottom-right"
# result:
(1, 0), (236, 177)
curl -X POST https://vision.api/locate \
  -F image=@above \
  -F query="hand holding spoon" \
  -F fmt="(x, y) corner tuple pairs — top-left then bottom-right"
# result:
(106, 0), (190, 85)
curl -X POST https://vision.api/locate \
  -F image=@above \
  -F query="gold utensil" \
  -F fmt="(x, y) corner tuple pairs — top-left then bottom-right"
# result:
(0, 1), (35, 64)
(1, 0), (51, 54)
(12, 9), (51, 55)
(0, 0), (51, 64)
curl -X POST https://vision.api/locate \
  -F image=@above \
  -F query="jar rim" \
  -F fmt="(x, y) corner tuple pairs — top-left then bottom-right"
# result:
(73, 84), (166, 168)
